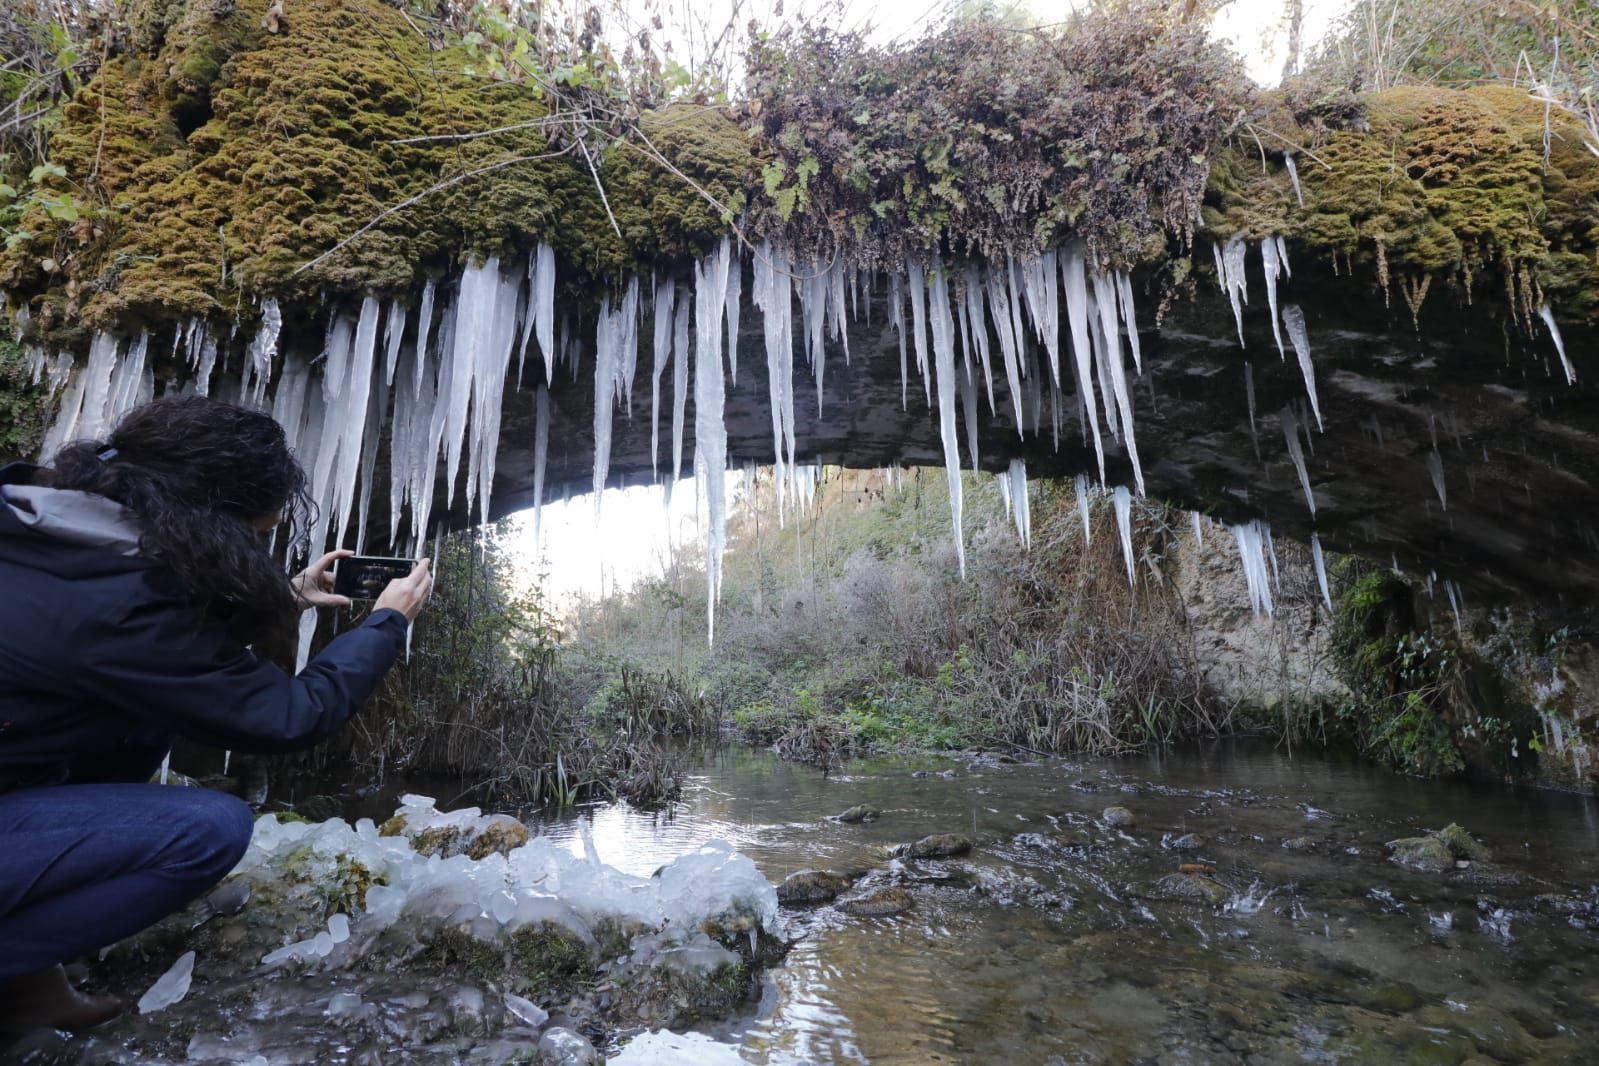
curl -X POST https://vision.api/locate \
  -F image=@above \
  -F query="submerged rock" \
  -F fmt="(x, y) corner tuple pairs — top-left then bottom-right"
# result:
(1152, 872), (1232, 905)
(835, 805), (881, 823)
(777, 870), (856, 905)
(1102, 806), (1136, 829)
(890, 833), (973, 859)
(1437, 823), (1491, 861)
(839, 887), (914, 917)
(1168, 832), (1206, 851)
(1387, 834), (1455, 871)
(538, 1026), (602, 1065)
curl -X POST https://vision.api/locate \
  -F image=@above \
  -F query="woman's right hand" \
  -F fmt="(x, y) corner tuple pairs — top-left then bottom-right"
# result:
(374, 558), (432, 622)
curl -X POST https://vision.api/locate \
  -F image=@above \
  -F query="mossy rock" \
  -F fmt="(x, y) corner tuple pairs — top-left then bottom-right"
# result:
(1151, 871), (1231, 905)
(776, 869), (855, 905)
(1436, 823), (1490, 861)
(508, 921), (598, 1002)
(1387, 834), (1455, 872)
(890, 833), (972, 859)
(838, 886), (913, 917)
(464, 817), (531, 860)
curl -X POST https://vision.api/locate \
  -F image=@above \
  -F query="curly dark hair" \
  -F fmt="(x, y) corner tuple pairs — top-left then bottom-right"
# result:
(45, 395), (315, 641)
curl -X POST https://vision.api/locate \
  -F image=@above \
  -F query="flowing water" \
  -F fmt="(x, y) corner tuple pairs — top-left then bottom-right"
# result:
(24, 743), (1599, 1065)
(534, 742), (1599, 1063)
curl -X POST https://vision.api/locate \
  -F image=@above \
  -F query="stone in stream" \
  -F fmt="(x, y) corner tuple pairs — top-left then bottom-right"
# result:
(777, 870), (857, 905)
(834, 805), (881, 823)
(1152, 872), (1232, 905)
(538, 1026), (602, 1065)
(838, 887), (914, 917)
(1436, 822), (1491, 861)
(1386, 834), (1455, 871)
(1102, 805), (1136, 829)
(890, 833), (973, 859)
(1168, 832), (1206, 851)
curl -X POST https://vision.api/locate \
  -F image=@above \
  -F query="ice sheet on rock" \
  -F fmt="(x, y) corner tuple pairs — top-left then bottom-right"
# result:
(1539, 305), (1575, 384)
(1112, 485), (1135, 586)
(1281, 406), (1315, 515)
(1280, 304), (1322, 431)
(928, 258), (967, 577)
(504, 993), (548, 1029)
(1311, 533), (1332, 611)
(609, 1030), (747, 1064)
(138, 950), (196, 1014)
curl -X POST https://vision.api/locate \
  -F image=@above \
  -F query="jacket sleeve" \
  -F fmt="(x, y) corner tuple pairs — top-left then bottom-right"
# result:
(75, 587), (410, 754)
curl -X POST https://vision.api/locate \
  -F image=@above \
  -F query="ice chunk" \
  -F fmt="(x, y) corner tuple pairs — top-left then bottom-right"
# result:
(328, 992), (363, 1017)
(504, 992), (548, 1029)
(137, 950), (196, 1014)
(1112, 486), (1135, 586)
(609, 1029), (747, 1065)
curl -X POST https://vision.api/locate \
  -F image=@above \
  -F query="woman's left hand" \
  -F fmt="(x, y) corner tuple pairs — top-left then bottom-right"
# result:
(292, 549), (353, 609)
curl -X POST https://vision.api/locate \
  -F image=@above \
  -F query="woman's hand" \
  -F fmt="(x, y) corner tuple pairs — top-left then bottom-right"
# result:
(374, 558), (432, 623)
(292, 549), (353, 609)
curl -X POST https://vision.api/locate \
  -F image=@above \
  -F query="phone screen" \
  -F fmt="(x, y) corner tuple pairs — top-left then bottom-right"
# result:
(333, 556), (416, 600)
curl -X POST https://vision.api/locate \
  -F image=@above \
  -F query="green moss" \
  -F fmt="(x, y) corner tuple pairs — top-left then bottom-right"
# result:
(508, 922), (596, 1001)
(0, 328), (48, 461)
(1206, 85), (1599, 317)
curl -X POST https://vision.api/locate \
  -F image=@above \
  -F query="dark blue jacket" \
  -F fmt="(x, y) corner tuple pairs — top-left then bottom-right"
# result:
(0, 463), (408, 786)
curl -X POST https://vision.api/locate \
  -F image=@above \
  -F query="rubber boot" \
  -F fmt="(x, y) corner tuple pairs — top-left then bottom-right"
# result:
(0, 966), (123, 1032)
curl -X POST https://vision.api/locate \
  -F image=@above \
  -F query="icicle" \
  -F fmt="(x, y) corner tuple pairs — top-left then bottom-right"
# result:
(1280, 304), (1323, 431)
(1190, 510), (1204, 547)
(1263, 525), (1281, 590)
(1284, 154), (1304, 207)
(670, 289), (690, 492)
(928, 256), (966, 578)
(754, 242), (797, 523)
(1116, 271), (1143, 376)
(998, 468), (1012, 515)
(959, 357), (980, 473)
(1230, 520), (1275, 615)
(906, 260), (932, 408)
(962, 265), (995, 411)
(1019, 251), (1061, 388)
(532, 386), (550, 539)
(1311, 532), (1332, 611)
(354, 343), (391, 554)
(985, 261), (1027, 436)
(1007, 459), (1030, 550)
(1091, 270), (1145, 496)
(1075, 474), (1093, 543)
(383, 299), (407, 387)
(1219, 236), (1249, 346)
(826, 257), (849, 366)
(889, 272), (908, 410)
(1261, 239), (1285, 358)
(1426, 448), (1447, 511)
(651, 279), (676, 479)
(1112, 485), (1135, 586)
(413, 279), (436, 400)
(1281, 406), (1315, 515)
(1061, 243), (1106, 481)
(1444, 580), (1463, 632)
(1276, 236), (1291, 278)
(242, 300), (282, 407)
(533, 243), (556, 387)
(1539, 305), (1575, 384)
(693, 249), (730, 643)
(591, 289), (628, 511)
(724, 248), (742, 385)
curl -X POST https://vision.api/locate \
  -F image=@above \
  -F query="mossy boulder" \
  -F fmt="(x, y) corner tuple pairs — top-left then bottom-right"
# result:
(1386, 834), (1455, 872)
(776, 869), (856, 905)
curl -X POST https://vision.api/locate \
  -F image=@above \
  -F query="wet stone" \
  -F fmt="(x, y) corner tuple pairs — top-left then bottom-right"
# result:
(777, 870), (855, 906)
(1152, 872), (1232, 905)
(537, 1026), (602, 1065)
(1281, 836), (1314, 851)
(839, 887), (914, 917)
(1387, 835), (1455, 872)
(891, 833), (973, 859)
(834, 805), (881, 823)
(1436, 823), (1491, 861)
(1102, 806), (1136, 829)
(1169, 833), (1206, 851)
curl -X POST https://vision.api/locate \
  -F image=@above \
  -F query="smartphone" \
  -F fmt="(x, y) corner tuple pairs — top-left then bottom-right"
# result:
(333, 556), (417, 600)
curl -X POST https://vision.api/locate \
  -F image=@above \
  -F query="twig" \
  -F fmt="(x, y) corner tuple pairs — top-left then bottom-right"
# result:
(1242, 122), (1333, 171)
(577, 135), (624, 240)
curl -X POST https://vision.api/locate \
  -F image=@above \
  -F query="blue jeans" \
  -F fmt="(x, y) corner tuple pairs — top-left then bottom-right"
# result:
(0, 781), (254, 978)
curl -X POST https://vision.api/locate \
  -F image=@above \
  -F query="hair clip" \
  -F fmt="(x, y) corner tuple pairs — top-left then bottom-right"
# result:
(96, 447), (119, 463)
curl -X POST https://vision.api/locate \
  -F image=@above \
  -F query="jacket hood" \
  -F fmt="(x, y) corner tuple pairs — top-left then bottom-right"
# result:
(0, 463), (154, 578)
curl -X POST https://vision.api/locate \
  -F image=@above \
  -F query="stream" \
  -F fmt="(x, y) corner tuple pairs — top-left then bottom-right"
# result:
(20, 741), (1599, 1064)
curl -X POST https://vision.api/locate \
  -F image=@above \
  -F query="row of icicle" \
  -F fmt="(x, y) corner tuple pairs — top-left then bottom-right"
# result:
(18, 230), (1580, 649)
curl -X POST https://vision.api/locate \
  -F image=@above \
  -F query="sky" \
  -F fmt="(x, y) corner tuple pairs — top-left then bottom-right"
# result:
(505, 0), (1352, 606)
